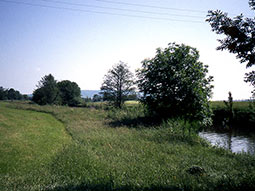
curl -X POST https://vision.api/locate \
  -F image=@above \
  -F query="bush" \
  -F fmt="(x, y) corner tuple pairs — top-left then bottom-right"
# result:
(137, 43), (214, 125)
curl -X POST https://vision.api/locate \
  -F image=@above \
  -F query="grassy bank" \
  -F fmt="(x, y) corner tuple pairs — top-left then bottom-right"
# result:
(210, 101), (255, 129)
(1, 101), (255, 190)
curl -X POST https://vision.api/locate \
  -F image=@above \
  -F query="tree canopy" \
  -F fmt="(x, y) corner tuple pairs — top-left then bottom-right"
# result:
(32, 74), (60, 105)
(0, 86), (23, 100)
(32, 74), (82, 106)
(58, 80), (81, 106)
(206, 0), (255, 97)
(100, 61), (135, 108)
(137, 43), (214, 124)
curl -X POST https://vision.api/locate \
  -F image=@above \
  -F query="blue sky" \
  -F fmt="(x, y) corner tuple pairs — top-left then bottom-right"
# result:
(0, 0), (254, 100)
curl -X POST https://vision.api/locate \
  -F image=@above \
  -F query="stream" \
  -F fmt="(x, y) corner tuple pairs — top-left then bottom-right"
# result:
(199, 129), (255, 154)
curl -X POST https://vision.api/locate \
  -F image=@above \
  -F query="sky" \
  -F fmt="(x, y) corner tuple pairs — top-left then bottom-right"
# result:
(0, 0), (254, 100)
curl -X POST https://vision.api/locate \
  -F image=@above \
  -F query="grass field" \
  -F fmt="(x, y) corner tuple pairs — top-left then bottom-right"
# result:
(210, 101), (254, 109)
(1, 101), (255, 191)
(0, 102), (71, 190)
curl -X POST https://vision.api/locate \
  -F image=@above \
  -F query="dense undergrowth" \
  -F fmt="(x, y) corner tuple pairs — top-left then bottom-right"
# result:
(1, 101), (255, 191)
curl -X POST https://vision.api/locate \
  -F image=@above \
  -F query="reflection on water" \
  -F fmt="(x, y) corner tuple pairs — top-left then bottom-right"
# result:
(199, 130), (255, 154)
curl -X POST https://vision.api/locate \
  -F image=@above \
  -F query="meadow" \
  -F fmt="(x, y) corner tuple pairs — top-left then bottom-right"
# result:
(1, 101), (255, 191)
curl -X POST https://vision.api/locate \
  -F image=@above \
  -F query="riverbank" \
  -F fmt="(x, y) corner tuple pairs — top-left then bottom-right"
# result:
(211, 101), (255, 130)
(1, 101), (255, 191)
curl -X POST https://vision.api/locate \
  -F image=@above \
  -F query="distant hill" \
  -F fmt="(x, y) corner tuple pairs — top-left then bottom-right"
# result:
(81, 90), (100, 98)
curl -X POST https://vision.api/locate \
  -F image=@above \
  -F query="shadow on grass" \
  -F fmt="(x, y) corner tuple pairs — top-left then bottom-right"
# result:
(108, 115), (163, 128)
(104, 104), (166, 128)
(45, 183), (182, 191)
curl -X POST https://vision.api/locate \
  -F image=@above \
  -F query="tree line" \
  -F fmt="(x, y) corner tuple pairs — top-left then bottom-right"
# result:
(0, 87), (26, 101)
(32, 74), (81, 106)
(89, 92), (138, 103)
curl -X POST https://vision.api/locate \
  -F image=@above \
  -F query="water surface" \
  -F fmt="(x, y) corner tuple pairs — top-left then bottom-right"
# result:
(199, 129), (255, 154)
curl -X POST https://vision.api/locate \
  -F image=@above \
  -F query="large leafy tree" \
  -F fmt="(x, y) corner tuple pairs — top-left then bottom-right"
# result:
(100, 61), (135, 108)
(57, 80), (81, 106)
(137, 43), (214, 124)
(206, 0), (255, 97)
(32, 74), (60, 105)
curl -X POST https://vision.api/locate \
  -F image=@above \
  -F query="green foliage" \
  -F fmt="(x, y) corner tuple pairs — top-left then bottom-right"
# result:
(137, 43), (214, 125)
(0, 87), (7, 100)
(1, 101), (255, 191)
(206, 0), (255, 97)
(0, 102), (71, 190)
(22, 94), (29, 100)
(32, 74), (82, 106)
(211, 101), (255, 129)
(57, 80), (81, 106)
(93, 94), (103, 102)
(32, 74), (60, 105)
(0, 86), (23, 100)
(126, 92), (139, 101)
(101, 61), (135, 108)
(7, 88), (23, 100)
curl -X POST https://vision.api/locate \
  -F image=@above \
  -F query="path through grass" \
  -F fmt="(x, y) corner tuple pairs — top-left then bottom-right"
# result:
(0, 102), (71, 190)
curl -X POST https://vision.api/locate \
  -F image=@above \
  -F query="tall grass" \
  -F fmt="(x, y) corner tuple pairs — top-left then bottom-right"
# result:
(1, 101), (255, 190)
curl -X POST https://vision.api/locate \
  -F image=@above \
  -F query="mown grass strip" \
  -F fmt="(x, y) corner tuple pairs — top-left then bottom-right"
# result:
(0, 102), (72, 190)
